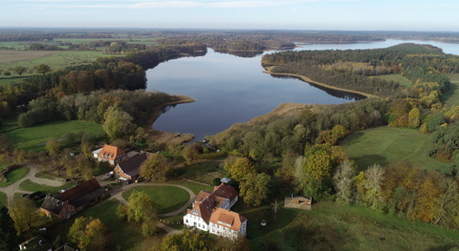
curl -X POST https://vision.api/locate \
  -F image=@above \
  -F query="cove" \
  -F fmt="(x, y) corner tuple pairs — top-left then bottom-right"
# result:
(147, 39), (459, 140)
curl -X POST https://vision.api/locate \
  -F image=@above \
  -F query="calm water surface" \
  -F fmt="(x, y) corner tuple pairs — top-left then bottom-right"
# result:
(147, 39), (459, 139)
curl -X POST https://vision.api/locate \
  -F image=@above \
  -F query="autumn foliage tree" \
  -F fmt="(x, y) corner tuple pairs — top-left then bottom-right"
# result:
(140, 153), (172, 182)
(68, 217), (107, 251)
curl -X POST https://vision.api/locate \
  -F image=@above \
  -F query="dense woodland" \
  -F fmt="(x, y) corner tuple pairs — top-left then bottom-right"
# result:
(263, 44), (458, 97)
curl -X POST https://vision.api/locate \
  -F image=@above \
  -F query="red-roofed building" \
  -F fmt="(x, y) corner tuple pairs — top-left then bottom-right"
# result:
(92, 145), (124, 165)
(183, 183), (247, 239)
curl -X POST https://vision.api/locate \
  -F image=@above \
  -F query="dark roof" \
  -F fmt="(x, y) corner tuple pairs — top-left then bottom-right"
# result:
(41, 195), (63, 215)
(57, 179), (101, 202)
(213, 183), (238, 201)
(117, 153), (147, 177)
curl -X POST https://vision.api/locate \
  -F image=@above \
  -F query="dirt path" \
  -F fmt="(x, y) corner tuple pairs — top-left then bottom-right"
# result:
(0, 166), (65, 204)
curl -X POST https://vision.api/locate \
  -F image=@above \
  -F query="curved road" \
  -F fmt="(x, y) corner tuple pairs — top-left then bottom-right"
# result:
(110, 182), (196, 235)
(0, 167), (65, 204)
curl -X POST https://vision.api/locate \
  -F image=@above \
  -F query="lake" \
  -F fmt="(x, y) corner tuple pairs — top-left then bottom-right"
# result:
(147, 39), (459, 139)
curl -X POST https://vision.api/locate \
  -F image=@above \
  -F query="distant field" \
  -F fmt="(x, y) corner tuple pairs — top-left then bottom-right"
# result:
(178, 160), (224, 184)
(122, 185), (190, 214)
(341, 127), (451, 172)
(2, 120), (105, 152)
(0, 50), (115, 77)
(371, 74), (412, 87)
(245, 201), (459, 250)
(445, 74), (459, 106)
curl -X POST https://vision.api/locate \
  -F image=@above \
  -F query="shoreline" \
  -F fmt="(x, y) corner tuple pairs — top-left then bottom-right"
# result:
(263, 66), (380, 99)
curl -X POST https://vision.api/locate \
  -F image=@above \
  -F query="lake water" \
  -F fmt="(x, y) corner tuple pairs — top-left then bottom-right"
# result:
(147, 39), (459, 139)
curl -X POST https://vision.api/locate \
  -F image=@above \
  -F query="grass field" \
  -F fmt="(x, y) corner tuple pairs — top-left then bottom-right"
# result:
(0, 50), (114, 77)
(2, 120), (105, 152)
(0, 167), (29, 187)
(445, 74), (459, 106)
(19, 179), (74, 193)
(371, 74), (413, 87)
(341, 127), (451, 172)
(177, 160), (224, 184)
(0, 191), (6, 207)
(244, 201), (459, 251)
(122, 185), (190, 214)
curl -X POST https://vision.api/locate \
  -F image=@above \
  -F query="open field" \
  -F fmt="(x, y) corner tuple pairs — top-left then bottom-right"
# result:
(122, 185), (190, 214)
(0, 50), (57, 64)
(0, 50), (114, 77)
(0, 191), (6, 207)
(341, 127), (451, 172)
(445, 74), (459, 106)
(19, 179), (73, 193)
(0, 167), (30, 187)
(371, 74), (412, 87)
(244, 201), (459, 251)
(2, 120), (105, 152)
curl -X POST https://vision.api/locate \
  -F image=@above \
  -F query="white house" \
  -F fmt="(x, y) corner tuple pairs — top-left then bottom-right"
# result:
(183, 183), (247, 239)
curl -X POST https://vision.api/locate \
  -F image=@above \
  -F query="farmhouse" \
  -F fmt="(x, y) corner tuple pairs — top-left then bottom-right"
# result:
(40, 179), (107, 219)
(114, 151), (148, 181)
(92, 145), (124, 165)
(183, 183), (247, 239)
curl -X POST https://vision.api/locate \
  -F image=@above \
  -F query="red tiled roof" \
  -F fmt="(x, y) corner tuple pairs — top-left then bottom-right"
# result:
(98, 145), (122, 161)
(210, 208), (246, 231)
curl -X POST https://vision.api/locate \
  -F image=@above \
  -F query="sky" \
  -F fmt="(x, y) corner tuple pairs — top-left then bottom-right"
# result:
(1, 0), (459, 31)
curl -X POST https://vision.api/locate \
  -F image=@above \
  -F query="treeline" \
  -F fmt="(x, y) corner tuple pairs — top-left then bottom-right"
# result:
(0, 44), (207, 119)
(17, 90), (174, 128)
(212, 98), (389, 159)
(263, 44), (459, 97)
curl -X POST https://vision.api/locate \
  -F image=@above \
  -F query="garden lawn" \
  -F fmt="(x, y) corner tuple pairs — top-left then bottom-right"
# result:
(0, 191), (6, 207)
(0, 167), (29, 187)
(19, 179), (74, 193)
(170, 180), (212, 194)
(245, 201), (459, 251)
(341, 127), (451, 172)
(371, 74), (412, 87)
(3, 120), (105, 151)
(445, 74), (459, 106)
(122, 185), (190, 214)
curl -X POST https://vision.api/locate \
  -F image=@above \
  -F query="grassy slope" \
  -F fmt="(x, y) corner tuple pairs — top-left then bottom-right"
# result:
(445, 74), (459, 106)
(371, 74), (413, 87)
(2, 120), (105, 151)
(245, 201), (459, 251)
(0, 167), (29, 187)
(122, 186), (190, 214)
(341, 127), (451, 172)
(19, 179), (73, 193)
(178, 160), (224, 184)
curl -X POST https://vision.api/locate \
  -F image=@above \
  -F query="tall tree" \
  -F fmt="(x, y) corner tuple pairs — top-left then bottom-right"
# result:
(140, 153), (171, 182)
(0, 208), (18, 251)
(102, 106), (135, 139)
(239, 172), (271, 207)
(8, 197), (47, 234)
(333, 160), (356, 204)
(68, 217), (107, 251)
